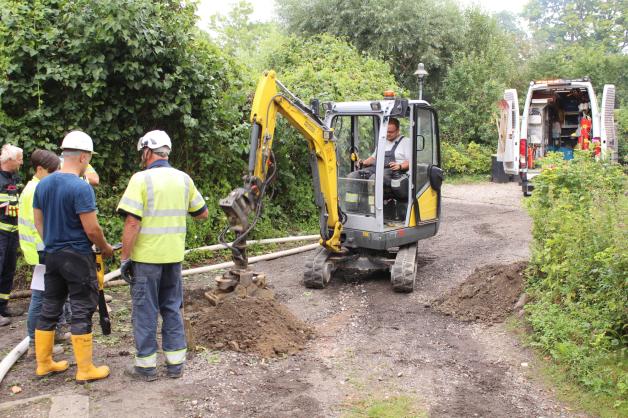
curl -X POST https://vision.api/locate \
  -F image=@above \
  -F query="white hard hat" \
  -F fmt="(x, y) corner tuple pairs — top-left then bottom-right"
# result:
(61, 130), (96, 154)
(137, 130), (172, 151)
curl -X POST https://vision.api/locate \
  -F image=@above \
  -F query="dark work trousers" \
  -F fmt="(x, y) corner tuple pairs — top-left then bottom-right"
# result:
(36, 248), (98, 335)
(0, 230), (19, 314)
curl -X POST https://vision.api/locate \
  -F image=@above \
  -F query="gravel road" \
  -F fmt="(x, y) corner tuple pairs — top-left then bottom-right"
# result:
(0, 182), (588, 417)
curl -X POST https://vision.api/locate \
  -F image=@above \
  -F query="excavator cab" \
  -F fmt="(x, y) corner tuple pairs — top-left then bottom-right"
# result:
(218, 71), (443, 296)
(318, 97), (442, 291)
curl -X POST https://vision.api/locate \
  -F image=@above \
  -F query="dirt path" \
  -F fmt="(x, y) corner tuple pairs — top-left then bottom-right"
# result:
(0, 182), (585, 417)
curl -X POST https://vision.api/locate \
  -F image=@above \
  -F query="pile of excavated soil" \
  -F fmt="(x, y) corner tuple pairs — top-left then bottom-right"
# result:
(435, 261), (527, 323)
(184, 288), (314, 357)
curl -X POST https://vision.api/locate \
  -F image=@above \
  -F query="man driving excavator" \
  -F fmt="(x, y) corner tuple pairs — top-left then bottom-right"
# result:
(348, 117), (411, 198)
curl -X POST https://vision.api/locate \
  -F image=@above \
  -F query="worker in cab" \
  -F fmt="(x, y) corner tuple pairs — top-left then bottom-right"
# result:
(354, 118), (410, 180)
(117, 130), (208, 381)
(347, 117), (411, 204)
(18, 149), (65, 356)
(33, 131), (114, 382)
(0, 144), (23, 326)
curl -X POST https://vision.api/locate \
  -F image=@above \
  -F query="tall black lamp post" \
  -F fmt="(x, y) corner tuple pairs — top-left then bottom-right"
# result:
(414, 63), (428, 100)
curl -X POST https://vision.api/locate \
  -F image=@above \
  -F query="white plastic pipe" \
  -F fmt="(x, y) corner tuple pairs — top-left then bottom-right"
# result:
(186, 234), (319, 254)
(0, 336), (29, 384)
(181, 243), (320, 276)
(104, 235), (318, 283)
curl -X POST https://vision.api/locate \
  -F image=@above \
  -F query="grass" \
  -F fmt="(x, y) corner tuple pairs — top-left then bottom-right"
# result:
(537, 358), (628, 418)
(343, 396), (427, 418)
(196, 347), (221, 365)
(507, 317), (627, 418)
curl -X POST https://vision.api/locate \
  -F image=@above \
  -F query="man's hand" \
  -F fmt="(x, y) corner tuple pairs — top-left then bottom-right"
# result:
(120, 259), (134, 284)
(101, 243), (114, 259)
(390, 162), (401, 171)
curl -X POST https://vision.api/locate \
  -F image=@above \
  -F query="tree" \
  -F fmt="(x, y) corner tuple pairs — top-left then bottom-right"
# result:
(208, 1), (283, 79)
(275, 0), (464, 99)
(435, 9), (527, 145)
(0, 0), (247, 183)
(523, 0), (627, 53)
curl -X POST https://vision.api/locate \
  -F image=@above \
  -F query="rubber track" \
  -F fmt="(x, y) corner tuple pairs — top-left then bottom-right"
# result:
(303, 247), (331, 289)
(390, 244), (417, 293)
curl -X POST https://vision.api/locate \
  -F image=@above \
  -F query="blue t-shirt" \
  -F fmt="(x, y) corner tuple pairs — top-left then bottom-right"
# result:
(33, 172), (97, 255)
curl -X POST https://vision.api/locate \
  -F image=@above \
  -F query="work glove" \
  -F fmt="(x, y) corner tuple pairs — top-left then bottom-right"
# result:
(120, 259), (134, 284)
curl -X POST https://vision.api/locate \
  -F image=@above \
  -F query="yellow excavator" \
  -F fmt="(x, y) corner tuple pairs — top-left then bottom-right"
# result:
(217, 70), (443, 296)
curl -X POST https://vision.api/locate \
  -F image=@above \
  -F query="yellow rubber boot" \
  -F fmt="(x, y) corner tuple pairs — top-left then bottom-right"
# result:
(71, 333), (110, 383)
(35, 329), (69, 377)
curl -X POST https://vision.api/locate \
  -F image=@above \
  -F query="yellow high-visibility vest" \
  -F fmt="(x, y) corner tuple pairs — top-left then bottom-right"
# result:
(116, 166), (205, 264)
(18, 177), (44, 265)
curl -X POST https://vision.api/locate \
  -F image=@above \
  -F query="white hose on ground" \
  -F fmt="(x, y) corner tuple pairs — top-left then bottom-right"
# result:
(0, 336), (29, 384)
(181, 242), (320, 276)
(103, 234), (319, 283)
(1, 237), (319, 381)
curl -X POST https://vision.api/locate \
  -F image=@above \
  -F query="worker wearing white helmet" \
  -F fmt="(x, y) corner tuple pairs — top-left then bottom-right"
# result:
(117, 130), (208, 381)
(32, 130), (114, 383)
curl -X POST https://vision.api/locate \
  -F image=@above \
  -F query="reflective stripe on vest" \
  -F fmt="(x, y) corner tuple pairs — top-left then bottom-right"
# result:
(17, 178), (42, 265)
(117, 167), (203, 264)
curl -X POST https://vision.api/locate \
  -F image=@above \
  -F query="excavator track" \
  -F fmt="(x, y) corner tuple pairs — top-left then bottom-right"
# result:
(303, 247), (334, 289)
(390, 243), (417, 293)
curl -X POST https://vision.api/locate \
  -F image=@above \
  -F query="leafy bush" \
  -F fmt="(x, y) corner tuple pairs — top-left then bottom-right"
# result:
(524, 151), (627, 404)
(615, 107), (628, 165)
(441, 141), (492, 176)
(0, 0), (248, 184)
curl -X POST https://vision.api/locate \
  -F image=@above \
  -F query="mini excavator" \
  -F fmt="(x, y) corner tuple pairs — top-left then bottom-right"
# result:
(213, 70), (443, 301)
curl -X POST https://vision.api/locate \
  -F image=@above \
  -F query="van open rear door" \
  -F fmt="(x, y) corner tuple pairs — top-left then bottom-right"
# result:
(499, 89), (519, 175)
(601, 85), (617, 161)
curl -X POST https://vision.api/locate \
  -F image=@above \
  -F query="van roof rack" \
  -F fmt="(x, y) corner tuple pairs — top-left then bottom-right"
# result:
(532, 77), (590, 85)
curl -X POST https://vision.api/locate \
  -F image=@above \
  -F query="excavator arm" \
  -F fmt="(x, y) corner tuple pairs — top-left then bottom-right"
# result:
(219, 70), (343, 272)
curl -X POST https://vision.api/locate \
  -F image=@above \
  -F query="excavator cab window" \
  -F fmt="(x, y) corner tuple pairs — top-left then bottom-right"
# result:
(334, 115), (379, 217)
(383, 115), (412, 224)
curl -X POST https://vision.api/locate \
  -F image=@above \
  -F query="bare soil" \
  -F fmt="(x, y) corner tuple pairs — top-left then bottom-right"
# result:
(0, 182), (589, 417)
(185, 288), (314, 357)
(435, 261), (527, 323)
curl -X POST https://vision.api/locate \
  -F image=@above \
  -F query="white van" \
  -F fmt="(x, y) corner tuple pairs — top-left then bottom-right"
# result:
(497, 78), (617, 195)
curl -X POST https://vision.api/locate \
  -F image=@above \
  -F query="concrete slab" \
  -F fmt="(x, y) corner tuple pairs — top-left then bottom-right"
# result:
(49, 393), (89, 418)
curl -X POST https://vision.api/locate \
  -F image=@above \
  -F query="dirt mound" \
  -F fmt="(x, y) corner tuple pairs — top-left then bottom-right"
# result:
(184, 288), (314, 357)
(435, 261), (527, 323)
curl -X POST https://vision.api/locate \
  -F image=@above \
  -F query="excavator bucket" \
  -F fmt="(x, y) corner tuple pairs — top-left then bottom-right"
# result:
(204, 269), (273, 306)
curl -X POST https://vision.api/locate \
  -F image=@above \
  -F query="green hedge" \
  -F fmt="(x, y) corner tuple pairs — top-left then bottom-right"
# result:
(441, 141), (492, 176)
(524, 152), (627, 405)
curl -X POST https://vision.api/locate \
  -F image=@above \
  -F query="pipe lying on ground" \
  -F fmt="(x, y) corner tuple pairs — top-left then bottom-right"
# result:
(0, 337), (29, 384)
(9, 235), (319, 297)
(104, 242), (320, 288)
(103, 235), (318, 283)
(1, 238), (319, 383)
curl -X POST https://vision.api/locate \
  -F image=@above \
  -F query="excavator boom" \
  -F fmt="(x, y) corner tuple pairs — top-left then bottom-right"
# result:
(213, 71), (343, 303)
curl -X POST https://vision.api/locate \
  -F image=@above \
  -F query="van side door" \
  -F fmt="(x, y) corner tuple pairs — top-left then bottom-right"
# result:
(500, 89), (520, 175)
(601, 85), (617, 161)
